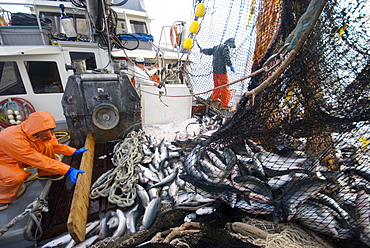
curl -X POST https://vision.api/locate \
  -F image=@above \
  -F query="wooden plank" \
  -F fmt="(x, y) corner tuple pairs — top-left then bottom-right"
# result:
(67, 132), (95, 243)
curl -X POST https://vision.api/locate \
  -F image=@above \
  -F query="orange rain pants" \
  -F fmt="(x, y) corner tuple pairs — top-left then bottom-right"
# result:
(212, 74), (230, 107)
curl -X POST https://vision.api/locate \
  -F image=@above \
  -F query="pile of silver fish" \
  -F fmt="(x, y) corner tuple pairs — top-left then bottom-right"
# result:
(40, 219), (100, 248)
(182, 139), (370, 245)
(41, 126), (370, 247)
(40, 207), (137, 248)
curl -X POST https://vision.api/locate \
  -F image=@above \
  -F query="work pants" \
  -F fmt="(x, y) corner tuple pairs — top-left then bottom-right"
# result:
(0, 142), (57, 203)
(0, 164), (31, 203)
(212, 74), (230, 107)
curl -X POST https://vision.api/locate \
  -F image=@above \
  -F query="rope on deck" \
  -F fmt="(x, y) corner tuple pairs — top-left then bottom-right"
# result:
(90, 130), (145, 207)
(0, 180), (52, 240)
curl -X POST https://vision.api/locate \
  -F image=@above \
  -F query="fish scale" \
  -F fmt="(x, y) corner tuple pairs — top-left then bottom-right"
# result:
(311, 192), (355, 228)
(257, 152), (308, 170)
(112, 209), (127, 238)
(199, 157), (225, 182)
(232, 175), (273, 202)
(295, 201), (341, 238)
(206, 149), (228, 170)
(184, 144), (205, 178)
(280, 178), (330, 220)
(141, 197), (161, 230)
(356, 188), (370, 239)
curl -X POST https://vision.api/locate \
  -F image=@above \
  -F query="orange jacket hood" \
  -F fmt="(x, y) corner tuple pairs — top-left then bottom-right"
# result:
(21, 111), (56, 137)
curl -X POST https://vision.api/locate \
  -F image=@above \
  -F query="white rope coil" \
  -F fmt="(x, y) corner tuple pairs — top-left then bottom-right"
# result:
(90, 130), (145, 207)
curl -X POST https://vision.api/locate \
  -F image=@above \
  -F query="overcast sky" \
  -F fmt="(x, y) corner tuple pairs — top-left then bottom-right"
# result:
(143, 0), (193, 41)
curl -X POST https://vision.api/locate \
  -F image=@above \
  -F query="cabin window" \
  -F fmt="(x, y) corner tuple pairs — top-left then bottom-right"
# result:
(69, 52), (97, 70)
(0, 62), (26, 96)
(40, 12), (89, 36)
(116, 19), (127, 33)
(130, 20), (148, 34)
(25, 61), (64, 94)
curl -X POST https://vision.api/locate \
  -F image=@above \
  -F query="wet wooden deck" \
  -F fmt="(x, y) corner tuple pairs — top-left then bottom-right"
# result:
(40, 141), (117, 240)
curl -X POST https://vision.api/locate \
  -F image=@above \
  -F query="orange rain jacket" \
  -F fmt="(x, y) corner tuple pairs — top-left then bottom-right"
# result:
(0, 111), (76, 203)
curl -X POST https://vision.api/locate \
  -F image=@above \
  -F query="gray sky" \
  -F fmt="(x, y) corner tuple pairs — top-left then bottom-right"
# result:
(143, 0), (193, 41)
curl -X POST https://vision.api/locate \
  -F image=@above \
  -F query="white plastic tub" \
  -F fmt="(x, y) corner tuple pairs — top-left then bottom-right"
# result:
(141, 84), (192, 125)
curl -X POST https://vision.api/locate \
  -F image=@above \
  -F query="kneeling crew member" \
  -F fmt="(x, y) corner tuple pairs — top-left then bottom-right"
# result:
(0, 111), (86, 210)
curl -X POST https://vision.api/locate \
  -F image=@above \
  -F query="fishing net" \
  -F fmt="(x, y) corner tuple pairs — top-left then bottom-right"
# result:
(185, 0), (259, 112)
(228, 217), (327, 248)
(76, 0), (370, 247)
(180, 0), (370, 246)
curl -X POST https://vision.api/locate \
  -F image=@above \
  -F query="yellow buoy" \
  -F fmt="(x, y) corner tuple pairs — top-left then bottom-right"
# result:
(189, 21), (200, 34)
(183, 38), (194, 50)
(195, 3), (206, 17)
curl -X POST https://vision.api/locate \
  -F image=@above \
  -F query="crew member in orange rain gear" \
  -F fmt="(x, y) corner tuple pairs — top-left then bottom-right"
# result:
(0, 111), (87, 210)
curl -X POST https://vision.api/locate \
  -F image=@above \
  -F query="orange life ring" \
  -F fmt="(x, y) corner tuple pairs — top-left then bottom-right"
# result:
(170, 25), (181, 48)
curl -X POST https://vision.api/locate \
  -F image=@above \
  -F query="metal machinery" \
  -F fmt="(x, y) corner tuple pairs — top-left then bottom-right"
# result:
(62, 61), (141, 147)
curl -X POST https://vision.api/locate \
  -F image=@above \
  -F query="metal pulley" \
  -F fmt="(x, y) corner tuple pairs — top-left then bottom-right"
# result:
(62, 73), (141, 146)
(92, 103), (119, 130)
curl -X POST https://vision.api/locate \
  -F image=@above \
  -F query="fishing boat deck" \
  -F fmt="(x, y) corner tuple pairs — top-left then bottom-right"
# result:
(0, 118), (198, 247)
(41, 141), (118, 239)
(0, 140), (118, 247)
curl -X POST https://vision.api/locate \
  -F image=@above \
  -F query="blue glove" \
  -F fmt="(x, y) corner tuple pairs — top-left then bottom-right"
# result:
(229, 65), (235, 72)
(73, 147), (89, 155)
(199, 48), (203, 53)
(66, 167), (85, 184)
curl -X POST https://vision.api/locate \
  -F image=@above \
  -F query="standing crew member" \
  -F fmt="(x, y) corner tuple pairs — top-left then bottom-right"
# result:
(201, 38), (236, 108)
(0, 111), (87, 210)
(133, 56), (160, 93)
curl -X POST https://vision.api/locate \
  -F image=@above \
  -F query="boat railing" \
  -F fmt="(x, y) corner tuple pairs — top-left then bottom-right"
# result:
(0, 2), (50, 45)
(157, 22), (187, 53)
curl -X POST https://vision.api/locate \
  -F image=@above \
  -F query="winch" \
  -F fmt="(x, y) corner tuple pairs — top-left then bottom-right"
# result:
(62, 62), (141, 146)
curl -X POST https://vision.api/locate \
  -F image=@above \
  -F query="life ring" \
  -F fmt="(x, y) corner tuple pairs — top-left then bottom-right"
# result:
(170, 25), (181, 48)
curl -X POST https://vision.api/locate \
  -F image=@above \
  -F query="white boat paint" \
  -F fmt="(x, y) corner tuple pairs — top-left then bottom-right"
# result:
(0, 0), (189, 127)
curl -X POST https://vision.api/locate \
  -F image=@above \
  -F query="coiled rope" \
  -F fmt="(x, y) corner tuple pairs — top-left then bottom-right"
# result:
(90, 130), (145, 207)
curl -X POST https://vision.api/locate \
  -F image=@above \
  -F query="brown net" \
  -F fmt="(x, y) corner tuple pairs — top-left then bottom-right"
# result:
(209, 0), (370, 150)
(86, 0), (370, 247)
(181, 0), (370, 246)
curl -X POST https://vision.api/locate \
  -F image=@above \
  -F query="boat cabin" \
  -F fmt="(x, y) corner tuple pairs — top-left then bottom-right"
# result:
(0, 1), (191, 128)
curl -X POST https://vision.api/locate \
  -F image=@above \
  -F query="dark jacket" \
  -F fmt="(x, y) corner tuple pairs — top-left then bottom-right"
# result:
(202, 38), (235, 74)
